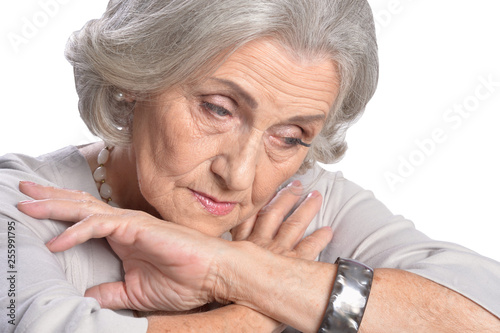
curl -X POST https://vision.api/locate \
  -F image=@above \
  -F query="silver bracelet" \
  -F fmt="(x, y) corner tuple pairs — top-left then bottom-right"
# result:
(317, 257), (374, 333)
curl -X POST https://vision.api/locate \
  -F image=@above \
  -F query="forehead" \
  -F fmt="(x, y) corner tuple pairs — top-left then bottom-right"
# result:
(208, 38), (339, 114)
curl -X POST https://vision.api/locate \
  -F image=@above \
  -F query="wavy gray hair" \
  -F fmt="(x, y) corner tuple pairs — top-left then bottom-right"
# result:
(65, 0), (378, 171)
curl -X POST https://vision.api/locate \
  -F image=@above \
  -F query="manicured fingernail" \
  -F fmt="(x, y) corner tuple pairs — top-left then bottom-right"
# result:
(20, 181), (37, 186)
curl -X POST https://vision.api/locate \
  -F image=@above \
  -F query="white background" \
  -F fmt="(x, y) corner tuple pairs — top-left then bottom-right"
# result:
(1, 0), (499, 261)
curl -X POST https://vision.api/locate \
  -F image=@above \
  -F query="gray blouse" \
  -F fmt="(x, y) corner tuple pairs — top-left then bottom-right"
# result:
(1, 146), (498, 332)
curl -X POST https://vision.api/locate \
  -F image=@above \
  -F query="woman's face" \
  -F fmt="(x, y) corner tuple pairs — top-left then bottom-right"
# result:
(132, 38), (339, 236)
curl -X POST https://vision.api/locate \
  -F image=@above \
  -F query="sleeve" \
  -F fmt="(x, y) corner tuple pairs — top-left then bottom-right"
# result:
(315, 172), (500, 318)
(0, 216), (148, 333)
(0, 154), (148, 333)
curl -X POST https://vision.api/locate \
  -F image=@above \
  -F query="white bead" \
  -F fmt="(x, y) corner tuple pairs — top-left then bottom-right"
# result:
(97, 148), (110, 165)
(93, 166), (107, 182)
(100, 183), (113, 199)
(114, 91), (125, 101)
(93, 146), (114, 203)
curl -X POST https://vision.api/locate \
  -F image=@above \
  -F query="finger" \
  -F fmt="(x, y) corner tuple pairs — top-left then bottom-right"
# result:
(19, 181), (97, 201)
(249, 180), (303, 239)
(294, 226), (333, 260)
(273, 190), (323, 249)
(230, 215), (257, 241)
(46, 214), (124, 252)
(85, 281), (133, 310)
(17, 197), (113, 223)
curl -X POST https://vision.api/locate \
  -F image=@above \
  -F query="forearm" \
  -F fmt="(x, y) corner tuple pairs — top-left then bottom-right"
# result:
(146, 304), (284, 333)
(360, 269), (500, 332)
(222, 241), (336, 332)
(222, 242), (500, 333)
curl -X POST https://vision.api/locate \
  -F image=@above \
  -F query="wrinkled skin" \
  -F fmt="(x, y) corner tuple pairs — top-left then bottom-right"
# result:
(18, 180), (332, 313)
(104, 38), (339, 236)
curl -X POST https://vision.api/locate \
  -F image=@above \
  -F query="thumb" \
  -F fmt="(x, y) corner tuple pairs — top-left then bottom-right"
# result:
(85, 281), (133, 310)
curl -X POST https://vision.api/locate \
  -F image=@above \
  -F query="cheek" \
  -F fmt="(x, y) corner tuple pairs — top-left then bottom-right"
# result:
(133, 105), (235, 209)
(250, 157), (305, 212)
(134, 103), (207, 171)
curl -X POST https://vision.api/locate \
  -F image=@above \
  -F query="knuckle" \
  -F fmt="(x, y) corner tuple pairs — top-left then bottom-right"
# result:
(78, 198), (97, 210)
(257, 206), (283, 221)
(67, 189), (95, 200)
(296, 238), (323, 258)
(75, 199), (109, 218)
(282, 218), (306, 230)
(257, 205), (272, 216)
(80, 191), (95, 200)
(267, 244), (287, 255)
(299, 240), (317, 252)
(246, 236), (268, 248)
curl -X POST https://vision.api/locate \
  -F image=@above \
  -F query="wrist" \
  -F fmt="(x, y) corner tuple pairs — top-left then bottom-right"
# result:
(217, 240), (338, 332)
(208, 239), (254, 304)
(210, 240), (261, 304)
(217, 241), (276, 304)
(318, 258), (373, 333)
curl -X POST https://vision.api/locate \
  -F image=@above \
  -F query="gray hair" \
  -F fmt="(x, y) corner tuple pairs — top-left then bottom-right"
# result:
(65, 0), (378, 171)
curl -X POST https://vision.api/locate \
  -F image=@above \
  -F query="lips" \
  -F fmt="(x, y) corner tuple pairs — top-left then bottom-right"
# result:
(191, 190), (237, 216)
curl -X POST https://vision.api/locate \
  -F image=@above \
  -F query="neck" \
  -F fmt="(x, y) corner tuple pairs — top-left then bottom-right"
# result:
(79, 141), (160, 217)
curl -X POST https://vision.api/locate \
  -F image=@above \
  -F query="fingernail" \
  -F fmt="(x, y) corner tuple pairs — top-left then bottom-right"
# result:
(19, 181), (37, 186)
(18, 200), (34, 205)
(288, 180), (301, 187)
(46, 236), (58, 246)
(307, 191), (319, 199)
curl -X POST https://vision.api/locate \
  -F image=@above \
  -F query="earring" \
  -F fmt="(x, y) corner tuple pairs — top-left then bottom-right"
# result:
(114, 91), (126, 102)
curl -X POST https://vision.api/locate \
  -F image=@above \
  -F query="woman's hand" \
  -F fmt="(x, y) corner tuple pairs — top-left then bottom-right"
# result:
(17, 181), (227, 312)
(229, 180), (332, 332)
(232, 180), (332, 260)
(17, 180), (332, 326)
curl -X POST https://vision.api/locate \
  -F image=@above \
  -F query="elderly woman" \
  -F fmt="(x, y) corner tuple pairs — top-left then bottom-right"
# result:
(1, 0), (499, 332)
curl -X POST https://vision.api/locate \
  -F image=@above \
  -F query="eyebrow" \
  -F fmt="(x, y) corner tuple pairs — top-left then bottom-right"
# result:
(209, 78), (259, 109)
(288, 114), (326, 124)
(208, 77), (327, 124)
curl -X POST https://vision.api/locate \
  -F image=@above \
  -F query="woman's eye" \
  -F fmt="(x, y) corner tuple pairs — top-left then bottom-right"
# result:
(201, 102), (232, 117)
(268, 126), (312, 149)
(281, 137), (311, 148)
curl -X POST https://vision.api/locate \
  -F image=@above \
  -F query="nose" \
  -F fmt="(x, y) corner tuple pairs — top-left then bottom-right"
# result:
(210, 130), (262, 191)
